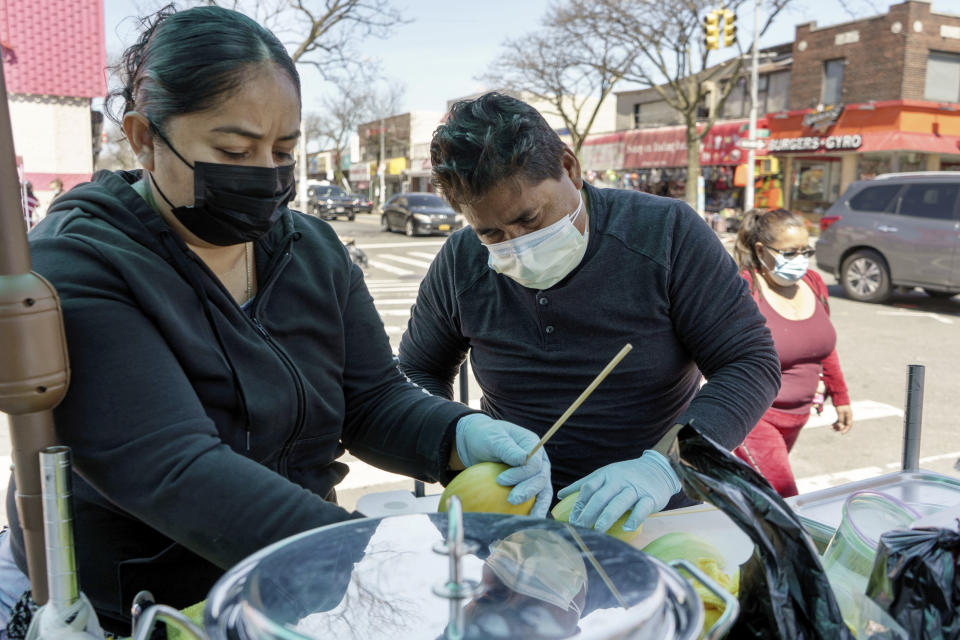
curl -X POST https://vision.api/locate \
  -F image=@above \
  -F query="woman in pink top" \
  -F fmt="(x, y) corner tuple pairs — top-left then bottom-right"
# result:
(732, 209), (853, 497)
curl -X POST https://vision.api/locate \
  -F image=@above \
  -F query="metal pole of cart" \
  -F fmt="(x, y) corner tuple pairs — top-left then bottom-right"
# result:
(0, 57), (71, 606)
(901, 364), (924, 473)
(39, 447), (80, 611)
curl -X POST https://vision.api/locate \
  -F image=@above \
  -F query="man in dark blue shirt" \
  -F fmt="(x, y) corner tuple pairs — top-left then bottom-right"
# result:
(398, 92), (780, 535)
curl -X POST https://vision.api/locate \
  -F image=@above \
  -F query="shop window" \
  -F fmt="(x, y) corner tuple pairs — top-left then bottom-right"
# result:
(896, 184), (960, 221)
(821, 59), (845, 105)
(723, 77), (747, 118)
(766, 71), (791, 113)
(925, 51), (960, 103)
(849, 185), (902, 212)
(794, 161), (842, 207)
(858, 153), (891, 181)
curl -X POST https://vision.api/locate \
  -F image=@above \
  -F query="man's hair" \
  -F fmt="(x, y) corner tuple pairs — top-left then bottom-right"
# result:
(430, 92), (566, 211)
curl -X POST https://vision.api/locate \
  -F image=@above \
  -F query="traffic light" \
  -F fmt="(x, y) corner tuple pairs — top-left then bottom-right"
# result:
(703, 11), (720, 51)
(722, 9), (737, 47)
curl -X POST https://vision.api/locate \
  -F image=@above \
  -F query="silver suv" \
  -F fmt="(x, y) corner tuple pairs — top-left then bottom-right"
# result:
(815, 172), (960, 303)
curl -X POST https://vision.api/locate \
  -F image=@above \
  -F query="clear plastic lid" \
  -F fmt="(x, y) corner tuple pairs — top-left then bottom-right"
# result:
(821, 490), (920, 593)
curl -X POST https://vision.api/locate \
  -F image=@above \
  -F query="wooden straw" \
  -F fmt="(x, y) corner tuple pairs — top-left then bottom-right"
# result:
(524, 343), (633, 464)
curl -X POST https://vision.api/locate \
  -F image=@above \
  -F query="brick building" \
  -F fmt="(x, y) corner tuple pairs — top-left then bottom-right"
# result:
(1, 0), (106, 218)
(768, 0), (960, 212)
(357, 111), (443, 202)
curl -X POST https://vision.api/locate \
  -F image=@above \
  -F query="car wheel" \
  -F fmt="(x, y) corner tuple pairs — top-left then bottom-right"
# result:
(841, 249), (891, 303)
(380, 214), (391, 232)
(405, 219), (416, 237)
(923, 289), (956, 299)
(348, 214), (356, 222)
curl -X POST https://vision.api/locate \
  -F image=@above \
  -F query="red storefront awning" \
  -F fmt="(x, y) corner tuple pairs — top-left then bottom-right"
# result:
(765, 100), (960, 156)
(579, 132), (625, 172)
(860, 130), (960, 154)
(619, 119), (755, 169)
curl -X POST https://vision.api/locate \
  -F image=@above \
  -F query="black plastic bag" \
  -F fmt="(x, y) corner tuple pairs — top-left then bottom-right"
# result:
(669, 423), (854, 640)
(866, 525), (960, 640)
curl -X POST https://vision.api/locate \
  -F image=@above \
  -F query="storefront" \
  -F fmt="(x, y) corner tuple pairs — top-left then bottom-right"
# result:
(402, 157), (435, 193)
(765, 100), (960, 214)
(579, 119), (761, 212)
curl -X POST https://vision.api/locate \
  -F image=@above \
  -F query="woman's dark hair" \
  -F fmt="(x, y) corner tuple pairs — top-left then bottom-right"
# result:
(430, 92), (566, 211)
(105, 4), (300, 129)
(733, 208), (806, 277)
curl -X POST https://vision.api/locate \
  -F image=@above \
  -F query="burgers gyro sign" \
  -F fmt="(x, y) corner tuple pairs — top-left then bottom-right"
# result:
(767, 134), (863, 153)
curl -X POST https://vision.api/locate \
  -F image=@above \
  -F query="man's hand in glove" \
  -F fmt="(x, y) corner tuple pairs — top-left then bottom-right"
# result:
(557, 450), (681, 533)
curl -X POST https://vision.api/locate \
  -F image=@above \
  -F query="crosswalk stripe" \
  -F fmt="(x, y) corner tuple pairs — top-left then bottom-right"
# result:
(409, 251), (439, 261)
(367, 260), (414, 276)
(379, 254), (434, 269)
(805, 399), (903, 429)
(359, 240), (446, 249)
(796, 450), (960, 494)
(368, 290), (420, 298)
(367, 283), (420, 290)
(373, 298), (417, 305)
(365, 280), (422, 287)
(382, 325), (407, 333)
(379, 309), (416, 316)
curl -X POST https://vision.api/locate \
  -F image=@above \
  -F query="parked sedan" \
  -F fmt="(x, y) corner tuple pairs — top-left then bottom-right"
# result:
(380, 192), (464, 236)
(307, 184), (357, 221)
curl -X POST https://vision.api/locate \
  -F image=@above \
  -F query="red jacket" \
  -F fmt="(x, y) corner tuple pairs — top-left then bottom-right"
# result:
(741, 268), (850, 407)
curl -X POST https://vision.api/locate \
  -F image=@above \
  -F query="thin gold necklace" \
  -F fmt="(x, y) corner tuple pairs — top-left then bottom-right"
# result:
(245, 242), (254, 302)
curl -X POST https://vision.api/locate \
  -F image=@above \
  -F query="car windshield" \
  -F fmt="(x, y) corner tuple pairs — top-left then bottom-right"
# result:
(406, 194), (447, 208)
(318, 187), (346, 197)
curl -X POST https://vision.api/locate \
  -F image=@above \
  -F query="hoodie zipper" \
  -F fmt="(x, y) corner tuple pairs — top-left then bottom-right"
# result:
(247, 247), (307, 477)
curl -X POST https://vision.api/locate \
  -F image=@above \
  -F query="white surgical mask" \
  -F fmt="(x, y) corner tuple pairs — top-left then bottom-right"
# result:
(486, 192), (587, 290)
(765, 247), (809, 286)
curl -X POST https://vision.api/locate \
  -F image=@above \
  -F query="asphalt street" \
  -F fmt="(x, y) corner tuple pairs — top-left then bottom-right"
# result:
(2, 210), (959, 522)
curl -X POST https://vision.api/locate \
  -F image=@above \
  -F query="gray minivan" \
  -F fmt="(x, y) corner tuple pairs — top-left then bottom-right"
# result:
(815, 172), (960, 303)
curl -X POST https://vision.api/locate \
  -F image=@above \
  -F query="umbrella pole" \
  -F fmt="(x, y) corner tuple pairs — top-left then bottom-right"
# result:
(0, 55), (70, 606)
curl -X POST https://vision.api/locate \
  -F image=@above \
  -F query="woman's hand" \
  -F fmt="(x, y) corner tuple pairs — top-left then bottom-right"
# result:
(454, 414), (553, 517)
(832, 404), (854, 434)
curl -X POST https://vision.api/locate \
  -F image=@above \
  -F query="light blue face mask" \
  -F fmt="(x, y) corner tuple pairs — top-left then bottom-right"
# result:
(765, 247), (809, 286)
(486, 192), (587, 290)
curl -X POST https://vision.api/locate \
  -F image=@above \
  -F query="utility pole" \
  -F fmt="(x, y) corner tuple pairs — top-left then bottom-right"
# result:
(378, 117), (386, 207)
(744, 0), (761, 212)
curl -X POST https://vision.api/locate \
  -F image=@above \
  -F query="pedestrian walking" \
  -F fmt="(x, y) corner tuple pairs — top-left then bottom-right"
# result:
(21, 181), (39, 228)
(732, 208), (853, 497)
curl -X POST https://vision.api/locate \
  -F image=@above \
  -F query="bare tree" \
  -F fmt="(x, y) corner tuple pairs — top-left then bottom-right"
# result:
(481, 23), (634, 155)
(138, 0), (409, 76)
(305, 77), (404, 189)
(553, 0), (792, 207)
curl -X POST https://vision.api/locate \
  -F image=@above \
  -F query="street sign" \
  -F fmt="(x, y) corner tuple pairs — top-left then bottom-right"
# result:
(737, 138), (765, 150)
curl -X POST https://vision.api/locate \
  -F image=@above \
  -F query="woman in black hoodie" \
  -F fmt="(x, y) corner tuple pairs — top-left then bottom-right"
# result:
(0, 5), (551, 633)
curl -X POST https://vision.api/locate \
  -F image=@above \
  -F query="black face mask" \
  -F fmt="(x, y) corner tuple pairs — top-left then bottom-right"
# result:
(147, 121), (296, 246)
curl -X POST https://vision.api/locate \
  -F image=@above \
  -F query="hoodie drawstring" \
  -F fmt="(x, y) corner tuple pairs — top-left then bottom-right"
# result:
(158, 230), (255, 451)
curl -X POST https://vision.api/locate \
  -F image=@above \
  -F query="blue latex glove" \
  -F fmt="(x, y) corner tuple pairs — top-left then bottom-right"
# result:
(556, 450), (681, 533)
(455, 414), (552, 518)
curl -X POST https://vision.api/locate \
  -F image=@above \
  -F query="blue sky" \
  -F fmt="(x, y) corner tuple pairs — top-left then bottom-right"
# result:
(103, 0), (959, 115)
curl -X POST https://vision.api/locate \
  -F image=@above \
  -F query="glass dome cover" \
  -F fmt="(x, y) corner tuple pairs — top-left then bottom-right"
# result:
(203, 512), (708, 640)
